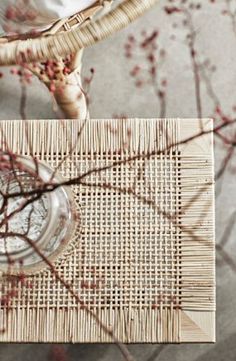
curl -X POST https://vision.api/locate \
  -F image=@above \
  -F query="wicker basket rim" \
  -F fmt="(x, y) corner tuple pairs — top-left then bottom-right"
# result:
(0, 0), (158, 66)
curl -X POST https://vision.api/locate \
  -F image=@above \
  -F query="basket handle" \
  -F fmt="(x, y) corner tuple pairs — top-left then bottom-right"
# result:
(0, 0), (158, 66)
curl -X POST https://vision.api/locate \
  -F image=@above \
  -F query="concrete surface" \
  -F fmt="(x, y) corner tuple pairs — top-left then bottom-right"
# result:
(0, 0), (236, 360)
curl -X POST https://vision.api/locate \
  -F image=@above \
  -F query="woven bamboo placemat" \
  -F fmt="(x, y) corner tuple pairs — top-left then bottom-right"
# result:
(0, 118), (215, 343)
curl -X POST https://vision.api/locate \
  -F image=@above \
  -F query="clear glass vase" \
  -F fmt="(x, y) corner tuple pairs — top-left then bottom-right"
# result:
(0, 156), (76, 274)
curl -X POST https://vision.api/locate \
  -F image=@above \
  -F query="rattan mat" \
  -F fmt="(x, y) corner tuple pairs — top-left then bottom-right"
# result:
(0, 118), (215, 343)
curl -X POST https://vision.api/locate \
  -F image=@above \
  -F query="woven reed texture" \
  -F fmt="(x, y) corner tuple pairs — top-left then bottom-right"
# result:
(0, 0), (158, 65)
(0, 118), (215, 343)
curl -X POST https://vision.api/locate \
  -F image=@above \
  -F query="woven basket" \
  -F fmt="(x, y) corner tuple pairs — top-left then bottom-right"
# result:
(0, 0), (158, 118)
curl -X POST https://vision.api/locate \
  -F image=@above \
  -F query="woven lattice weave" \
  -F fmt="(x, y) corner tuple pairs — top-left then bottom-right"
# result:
(0, 118), (215, 343)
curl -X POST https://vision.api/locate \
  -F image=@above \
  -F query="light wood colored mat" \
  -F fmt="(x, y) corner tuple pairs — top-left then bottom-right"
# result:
(0, 118), (215, 343)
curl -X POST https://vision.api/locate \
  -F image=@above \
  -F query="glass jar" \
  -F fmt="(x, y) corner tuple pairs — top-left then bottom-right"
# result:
(0, 156), (76, 274)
